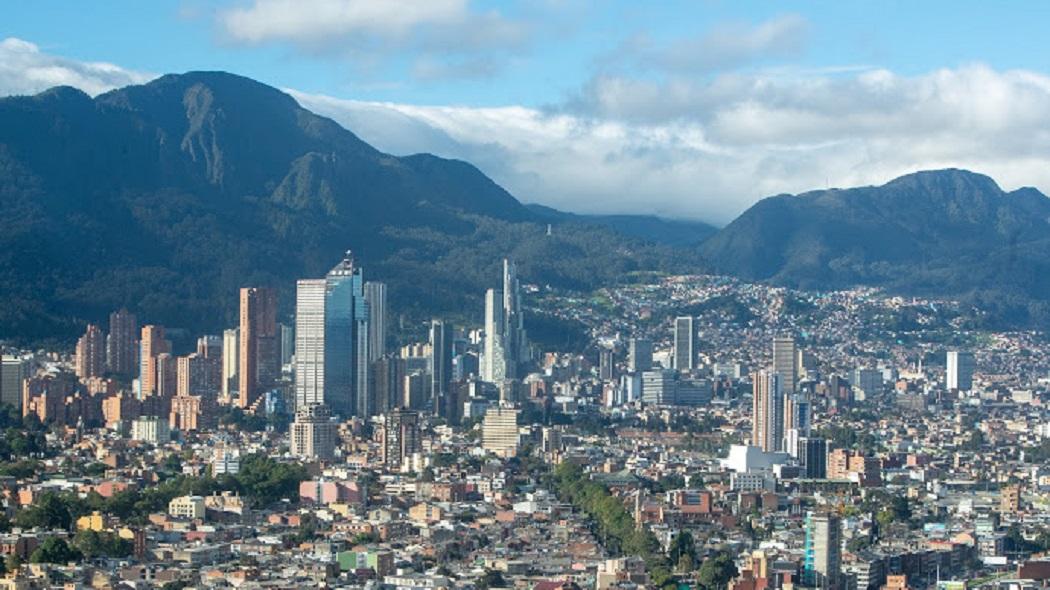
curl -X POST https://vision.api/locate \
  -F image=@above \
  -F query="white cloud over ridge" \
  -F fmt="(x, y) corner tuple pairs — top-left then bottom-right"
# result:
(0, 38), (154, 97)
(3, 36), (1050, 225)
(292, 64), (1050, 224)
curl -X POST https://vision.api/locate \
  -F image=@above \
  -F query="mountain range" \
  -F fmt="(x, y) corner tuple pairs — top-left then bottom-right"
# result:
(0, 72), (698, 343)
(701, 169), (1050, 327)
(2, 71), (1050, 342)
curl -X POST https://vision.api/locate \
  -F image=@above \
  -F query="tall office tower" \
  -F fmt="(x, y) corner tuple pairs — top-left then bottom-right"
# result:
(365, 281), (387, 362)
(501, 259), (529, 376)
(673, 317), (697, 371)
(784, 393), (812, 457)
(279, 323), (294, 367)
(106, 309), (137, 376)
(628, 338), (653, 373)
(139, 325), (170, 397)
(155, 352), (178, 400)
(481, 288), (506, 383)
(371, 356), (405, 414)
(772, 336), (798, 395)
(946, 351), (975, 391)
(239, 287), (278, 409)
(382, 408), (421, 472)
(221, 328), (239, 401)
(403, 371), (425, 409)
(428, 320), (453, 416)
(804, 513), (842, 590)
(0, 356), (27, 409)
(599, 348), (615, 381)
(294, 253), (371, 417)
(482, 407), (521, 457)
(799, 437), (828, 478)
(75, 324), (106, 380)
(290, 404), (337, 461)
(752, 371), (784, 452)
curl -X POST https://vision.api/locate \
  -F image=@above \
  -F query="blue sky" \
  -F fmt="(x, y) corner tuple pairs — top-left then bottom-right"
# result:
(5, 1), (1050, 222)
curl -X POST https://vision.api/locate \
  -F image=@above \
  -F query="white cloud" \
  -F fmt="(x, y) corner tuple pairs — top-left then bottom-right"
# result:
(218, 0), (528, 79)
(293, 64), (1050, 224)
(0, 37), (154, 97)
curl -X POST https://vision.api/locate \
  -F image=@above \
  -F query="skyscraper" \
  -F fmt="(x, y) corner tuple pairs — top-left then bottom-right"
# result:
(599, 348), (615, 381)
(365, 281), (387, 362)
(239, 287), (278, 409)
(752, 371), (784, 452)
(946, 350), (975, 391)
(221, 328), (239, 402)
(429, 320), (453, 417)
(482, 288), (505, 383)
(139, 325), (170, 398)
(501, 259), (528, 376)
(294, 253), (371, 417)
(773, 336), (797, 395)
(155, 352), (177, 399)
(106, 309), (137, 377)
(382, 407), (421, 472)
(673, 317), (697, 371)
(804, 513), (842, 590)
(628, 338), (652, 373)
(75, 324), (105, 380)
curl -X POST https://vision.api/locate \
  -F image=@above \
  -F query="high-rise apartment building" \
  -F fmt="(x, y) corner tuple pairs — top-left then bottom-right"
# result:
(139, 325), (170, 398)
(294, 253), (370, 417)
(239, 287), (278, 409)
(75, 324), (106, 380)
(482, 407), (521, 457)
(946, 350), (975, 391)
(752, 371), (784, 452)
(627, 338), (652, 373)
(155, 353), (177, 399)
(382, 408), (421, 472)
(221, 328), (239, 402)
(773, 337), (797, 395)
(429, 320), (453, 417)
(673, 317), (697, 371)
(291, 404), (337, 461)
(279, 323), (294, 367)
(804, 513), (842, 590)
(106, 308), (137, 376)
(365, 281), (387, 362)
(0, 356), (27, 409)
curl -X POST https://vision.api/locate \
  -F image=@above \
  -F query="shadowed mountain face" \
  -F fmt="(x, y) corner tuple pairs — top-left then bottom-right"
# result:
(0, 72), (697, 342)
(700, 169), (1050, 326)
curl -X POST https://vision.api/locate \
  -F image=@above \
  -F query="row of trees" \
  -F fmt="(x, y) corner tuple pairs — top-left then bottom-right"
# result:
(9, 454), (308, 534)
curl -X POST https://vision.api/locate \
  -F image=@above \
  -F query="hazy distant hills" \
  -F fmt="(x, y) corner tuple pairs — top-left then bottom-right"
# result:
(0, 72), (699, 342)
(701, 169), (1050, 326)
(527, 204), (718, 247)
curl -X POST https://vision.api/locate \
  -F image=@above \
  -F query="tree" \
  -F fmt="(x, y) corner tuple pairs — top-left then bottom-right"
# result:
(696, 553), (737, 590)
(29, 538), (81, 564)
(14, 493), (74, 530)
(476, 569), (506, 590)
(669, 531), (696, 566)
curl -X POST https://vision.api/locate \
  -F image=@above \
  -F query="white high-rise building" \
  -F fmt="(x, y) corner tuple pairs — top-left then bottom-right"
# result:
(946, 351), (975, 391)
(221, 328), (239, 401)
(482, 407), (521, 457)
(773, 337), (797, 395)
(294, 252), (371, 417)
(673, 317), (696, 371)
(482, 288), (505, 383)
